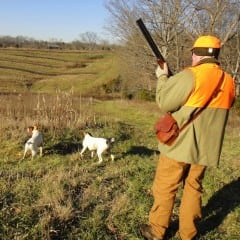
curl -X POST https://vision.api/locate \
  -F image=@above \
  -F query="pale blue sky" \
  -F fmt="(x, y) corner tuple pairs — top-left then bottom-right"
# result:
(0, 0), (114, 42)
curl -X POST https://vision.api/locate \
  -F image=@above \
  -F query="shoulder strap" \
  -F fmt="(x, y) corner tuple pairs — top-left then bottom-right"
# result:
(179, 72), (225, 133)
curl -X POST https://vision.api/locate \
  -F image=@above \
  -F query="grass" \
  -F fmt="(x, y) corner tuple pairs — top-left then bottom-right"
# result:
(0, 98), (239, 240)
(0, 48), (239, 239)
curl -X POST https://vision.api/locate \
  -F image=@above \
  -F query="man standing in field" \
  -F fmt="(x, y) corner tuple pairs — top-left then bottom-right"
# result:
(140, 36), (235, 240)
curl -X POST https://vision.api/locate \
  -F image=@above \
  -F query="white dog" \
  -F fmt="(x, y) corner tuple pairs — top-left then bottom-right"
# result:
(22, 125), (43, 159)
(80, 132), (115, 163)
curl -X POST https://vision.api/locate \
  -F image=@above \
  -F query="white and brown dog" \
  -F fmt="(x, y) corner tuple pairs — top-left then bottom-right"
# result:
(80, 132), (115, 163)
(22, 125), (43, 160)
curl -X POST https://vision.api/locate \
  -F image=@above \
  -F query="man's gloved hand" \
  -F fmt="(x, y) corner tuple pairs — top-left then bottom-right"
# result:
(155, 63), (168, 78)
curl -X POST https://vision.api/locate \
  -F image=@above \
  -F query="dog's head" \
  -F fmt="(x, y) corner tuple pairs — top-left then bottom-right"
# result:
(107, 137), (115, 145)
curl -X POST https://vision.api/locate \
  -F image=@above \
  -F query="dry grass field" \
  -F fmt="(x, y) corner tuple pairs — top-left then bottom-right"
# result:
(0, 48), (119, 97)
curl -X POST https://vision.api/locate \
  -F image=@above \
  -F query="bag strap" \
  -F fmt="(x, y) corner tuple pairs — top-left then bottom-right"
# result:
(178, 72), (225, 133)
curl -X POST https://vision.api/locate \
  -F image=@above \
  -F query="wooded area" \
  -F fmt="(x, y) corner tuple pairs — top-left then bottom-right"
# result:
(105, 0), (240, 95)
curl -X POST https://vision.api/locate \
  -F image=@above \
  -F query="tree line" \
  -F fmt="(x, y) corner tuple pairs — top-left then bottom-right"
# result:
(0, 32), (115, 51)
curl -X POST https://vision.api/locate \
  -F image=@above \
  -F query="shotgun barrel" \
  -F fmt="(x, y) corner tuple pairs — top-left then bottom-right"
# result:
(136, 18), (172, 75)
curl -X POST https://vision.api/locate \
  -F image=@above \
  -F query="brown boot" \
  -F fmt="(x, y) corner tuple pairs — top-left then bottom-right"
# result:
(139, 224), (163, 240)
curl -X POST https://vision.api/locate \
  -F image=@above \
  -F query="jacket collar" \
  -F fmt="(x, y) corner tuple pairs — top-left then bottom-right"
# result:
(196, 57), (220, 66)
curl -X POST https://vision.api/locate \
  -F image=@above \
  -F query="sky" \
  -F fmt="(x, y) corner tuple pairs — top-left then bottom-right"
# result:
(0, 0), (114, 43)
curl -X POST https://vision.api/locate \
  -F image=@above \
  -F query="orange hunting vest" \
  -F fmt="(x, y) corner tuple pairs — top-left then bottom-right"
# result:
(184, 63), (234, 109)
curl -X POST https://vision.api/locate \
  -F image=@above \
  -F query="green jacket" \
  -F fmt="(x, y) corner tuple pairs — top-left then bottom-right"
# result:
(156, 58), (235, 166)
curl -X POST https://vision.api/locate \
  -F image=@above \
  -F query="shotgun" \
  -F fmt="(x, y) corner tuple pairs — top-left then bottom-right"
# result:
(136, 18), (172, 75)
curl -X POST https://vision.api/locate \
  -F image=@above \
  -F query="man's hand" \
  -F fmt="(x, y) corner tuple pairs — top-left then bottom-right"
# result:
(155, 63), (168, 78)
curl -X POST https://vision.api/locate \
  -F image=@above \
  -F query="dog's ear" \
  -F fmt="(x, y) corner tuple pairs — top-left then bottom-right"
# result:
(27, 126), (34, 131)
(84, 132), (92, 136)
(27, 126), (34, 135)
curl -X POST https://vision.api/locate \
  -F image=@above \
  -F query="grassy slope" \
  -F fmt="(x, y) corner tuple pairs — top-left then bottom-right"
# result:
(0, 48), (239, 240)
(33, 53), (119, 95)
(0, 48), (119, 95)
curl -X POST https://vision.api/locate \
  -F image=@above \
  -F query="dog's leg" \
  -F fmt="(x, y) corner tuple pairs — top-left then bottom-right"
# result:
(31, 149), (37, 160)
(22, 142), (31, 160)
(106, 147), (114, 162)
(31, 144), (39, 159)
(22, 145), (27, 160)
(39, 146), (43, 157)
(97, 150), (103, 164)
(80, 146), (87, 158)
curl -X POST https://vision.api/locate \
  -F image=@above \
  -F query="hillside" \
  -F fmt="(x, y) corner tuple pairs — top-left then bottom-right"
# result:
(0, 48), (120, 97)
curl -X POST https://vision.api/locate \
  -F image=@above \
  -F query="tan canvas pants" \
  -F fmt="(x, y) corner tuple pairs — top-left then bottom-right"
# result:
(149, 154), (206, 240)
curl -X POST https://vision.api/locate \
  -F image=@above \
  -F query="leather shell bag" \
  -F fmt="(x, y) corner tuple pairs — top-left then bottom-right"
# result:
(154, 113), (179, 146)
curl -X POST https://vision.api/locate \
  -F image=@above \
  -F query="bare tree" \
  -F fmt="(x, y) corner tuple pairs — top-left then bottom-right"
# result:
(105, 0), (240, 97)
(79, 31), (99, 50)
(181, 1), (240, 76)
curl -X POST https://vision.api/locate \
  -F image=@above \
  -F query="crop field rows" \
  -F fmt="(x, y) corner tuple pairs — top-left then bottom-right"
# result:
(0, 48), (117, 95)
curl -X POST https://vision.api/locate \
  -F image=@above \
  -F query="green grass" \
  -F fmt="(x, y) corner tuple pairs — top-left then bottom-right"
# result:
(0, 48), (239, 239)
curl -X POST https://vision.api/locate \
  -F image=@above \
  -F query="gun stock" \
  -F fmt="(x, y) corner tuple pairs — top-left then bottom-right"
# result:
(136, 18), (172, 75)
